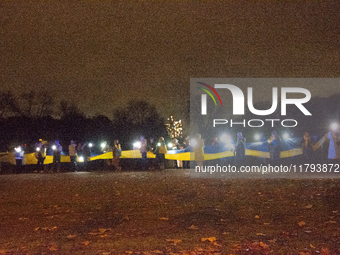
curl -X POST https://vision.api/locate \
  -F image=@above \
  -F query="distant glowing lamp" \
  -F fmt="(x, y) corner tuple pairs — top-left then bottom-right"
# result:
(190, 138), (197, 147)
(88, 143), (93, 148)
(133, 141), (141, 149)
(220, 133), (231, 144)
(101, 142), (106, 149)
(220, 133), (234, 148)
(254, 134), (260, 141)
(36, 147), (40, 152)
(157, 142), (161, 146)
(52, 145), (57, 150)
(15, 147), (22, 153)
(330, 122), (339, 132)
(168, 142), (173, 148)
(283, 133), (290, 140)
(78, 156), (84, 162)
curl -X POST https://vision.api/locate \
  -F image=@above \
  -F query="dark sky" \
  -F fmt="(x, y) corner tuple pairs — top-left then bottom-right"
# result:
(1, 1), (339, 119)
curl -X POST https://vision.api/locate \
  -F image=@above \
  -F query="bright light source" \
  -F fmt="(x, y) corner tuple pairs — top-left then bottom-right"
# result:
(283, 133), (290, 140)
(88, 143), (93, 148)
(157, 142), (161, 146)
(78, 156), (84, 162)
(133, 141), (141, 149)
(220, 133), (231, 143)
(220, 133), (234, 148)
(254, 134), (260, 141)
(168, 142), (173, 148)
(267, 139), (270, 143)
(15, 147), (21, 153)
(52, 145), (56, 150)
(330, 122), (339, 132)
(101, 142), (106, 148)
(190, 138), (197, 147)
(36, 147), (40, 152)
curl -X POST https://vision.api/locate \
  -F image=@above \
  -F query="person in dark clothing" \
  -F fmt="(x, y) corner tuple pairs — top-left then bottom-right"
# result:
(51, 140), (62, 173)
(140, 136), (148, 170)
(82, 142), (91, 171)
(14, 146), (24, 174)
(212, 136), (220, 153)
(69, 140), (77, 172)
(181, 136), (190, 169)
(235, 132), (246, 163)
(269, 130), (281, 164)
(148, 137), (157, 170)
(35, 141), (46, 172)
(301, 132), (313, 162)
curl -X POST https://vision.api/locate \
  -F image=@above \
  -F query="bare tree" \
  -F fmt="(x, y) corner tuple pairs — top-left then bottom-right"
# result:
(19, 90), (54, 117)
(0, 91), (20, 117)
(59, 100), (83, 118)
(113, 100), (166, 142)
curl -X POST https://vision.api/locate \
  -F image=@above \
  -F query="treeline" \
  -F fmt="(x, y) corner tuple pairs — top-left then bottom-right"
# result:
(0, 90), (167, 151)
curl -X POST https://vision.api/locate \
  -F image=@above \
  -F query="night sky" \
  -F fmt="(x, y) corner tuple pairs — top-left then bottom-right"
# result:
(1, 1), (339, 119)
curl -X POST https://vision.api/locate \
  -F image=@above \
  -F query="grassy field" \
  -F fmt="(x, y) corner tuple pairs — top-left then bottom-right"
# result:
(1, 169), (340, 254)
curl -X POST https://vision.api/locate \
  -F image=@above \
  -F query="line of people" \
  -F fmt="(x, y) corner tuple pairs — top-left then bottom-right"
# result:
(32, 139), (122, 173)
(202, 128), (340, 166)
(13, 127), (340, 174)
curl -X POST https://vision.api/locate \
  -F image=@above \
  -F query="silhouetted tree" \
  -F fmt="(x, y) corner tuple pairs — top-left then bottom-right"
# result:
(17, 90), (54, 117)
(0, 91), (17, 118)
(113, 100), (167, 149)
(59, 100), (82, 118)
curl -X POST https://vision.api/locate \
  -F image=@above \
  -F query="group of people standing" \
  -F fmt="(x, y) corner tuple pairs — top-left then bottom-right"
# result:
(138, 135), (192, 170)
(206, 128), (340, 166)
(234, 130), (282, 164)
(32, 139), (122, 173)
(140, 136), (168, 170)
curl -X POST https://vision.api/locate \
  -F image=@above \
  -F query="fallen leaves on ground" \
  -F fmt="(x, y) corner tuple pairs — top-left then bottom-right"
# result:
(166, 239), (182, 245)
(322, 247), (330, 255)
(48, 244), (58, 251)
(232, 241), (271, 254)
(201, 237), (216, 242)
(89, 228), (111, 236)
(35, 226), (57, 231)
(81, 241), (90, 246)
(256, 233), (266, 236)
(298, 221), (306, 227)
(188, 225), (198, 230)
